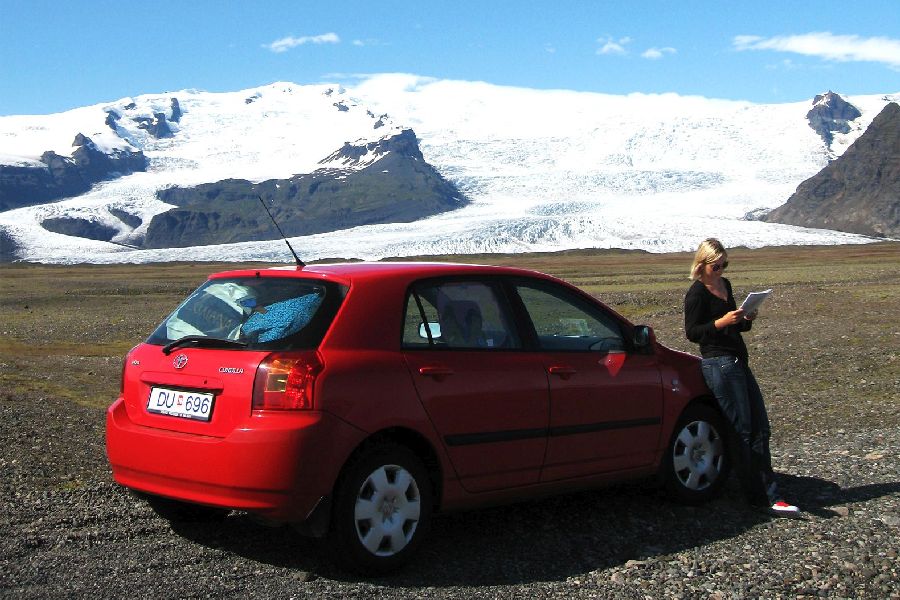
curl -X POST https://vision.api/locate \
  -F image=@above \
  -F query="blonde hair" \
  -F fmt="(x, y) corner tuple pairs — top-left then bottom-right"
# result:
(690, 238), (728, 280)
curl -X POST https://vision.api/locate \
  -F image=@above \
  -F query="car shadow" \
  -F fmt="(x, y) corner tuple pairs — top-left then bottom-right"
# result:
(169, 473), (900, 586)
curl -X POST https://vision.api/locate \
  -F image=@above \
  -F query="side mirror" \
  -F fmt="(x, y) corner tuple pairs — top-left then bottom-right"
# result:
(633, 325), (654, 350)
(419, 322), (442, 340)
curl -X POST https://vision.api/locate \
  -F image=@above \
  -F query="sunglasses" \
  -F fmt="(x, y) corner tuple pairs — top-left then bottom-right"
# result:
(711, 261), (729, 272)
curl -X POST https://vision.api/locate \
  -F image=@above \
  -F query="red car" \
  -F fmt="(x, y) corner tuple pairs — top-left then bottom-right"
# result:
(106, 262), (729, 574)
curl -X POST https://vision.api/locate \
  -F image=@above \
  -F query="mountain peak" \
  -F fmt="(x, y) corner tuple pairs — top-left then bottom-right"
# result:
(807, 91), (862, 149)
(318, 129), (422, 168)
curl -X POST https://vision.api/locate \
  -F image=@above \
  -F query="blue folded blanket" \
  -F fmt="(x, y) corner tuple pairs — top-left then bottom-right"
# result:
(242, 294), (323, 342)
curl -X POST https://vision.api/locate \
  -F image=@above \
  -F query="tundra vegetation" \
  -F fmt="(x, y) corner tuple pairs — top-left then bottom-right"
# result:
(1, 242), (898, 597)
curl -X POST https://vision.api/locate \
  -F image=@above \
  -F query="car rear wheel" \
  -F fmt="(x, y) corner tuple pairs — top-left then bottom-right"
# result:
(662, 404), (730, 504)
(330, 444), (433, 575)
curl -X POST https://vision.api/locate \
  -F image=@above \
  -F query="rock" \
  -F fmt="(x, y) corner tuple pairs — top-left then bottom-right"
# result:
(104, 110), (120, 132)
(134, 113), (173, 138)
(40, 216), (119, 242)
(0, 226), (19, 261)
(0, 134), (147, 212)
(142, 129), (467, 248)
(832, 506), (851, 517)
(807, 91), (862, 148)
(169, 98), (182, 123)
(764, 102), (900, 237)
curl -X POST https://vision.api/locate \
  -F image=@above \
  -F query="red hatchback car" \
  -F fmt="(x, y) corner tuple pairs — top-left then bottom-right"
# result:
(106, 262), (729, 574)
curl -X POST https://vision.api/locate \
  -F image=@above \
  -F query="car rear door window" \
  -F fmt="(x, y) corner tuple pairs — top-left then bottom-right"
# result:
(403, 280), (520, 350)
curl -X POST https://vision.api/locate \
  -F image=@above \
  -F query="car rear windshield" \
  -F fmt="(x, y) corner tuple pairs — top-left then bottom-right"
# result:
(146, 277), (345, 351)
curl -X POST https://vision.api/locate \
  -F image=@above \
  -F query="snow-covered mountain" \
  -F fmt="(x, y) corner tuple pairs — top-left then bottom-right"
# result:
(1, 75), (897, 264)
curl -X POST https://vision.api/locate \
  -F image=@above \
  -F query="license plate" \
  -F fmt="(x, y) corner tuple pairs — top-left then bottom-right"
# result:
(147, 387), (214, 421)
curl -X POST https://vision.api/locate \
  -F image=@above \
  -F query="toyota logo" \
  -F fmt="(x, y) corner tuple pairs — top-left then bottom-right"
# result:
(173, 354), (189, 369)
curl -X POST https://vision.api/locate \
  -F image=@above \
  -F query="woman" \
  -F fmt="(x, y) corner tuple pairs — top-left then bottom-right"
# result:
(683, 238), (799, 516)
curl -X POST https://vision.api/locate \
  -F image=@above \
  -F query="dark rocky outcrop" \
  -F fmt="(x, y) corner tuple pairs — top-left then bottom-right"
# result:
(764, 102), (900, 237)
(807, 91), (862, 148)
(134, 113), (173, 138)
(170, 98), (182, 123)
(0, 227), (19, 261)
(142, 129), (466, 248)
(108, 207), (143, 229)
(41, 217), (119, 241)
(319, 128), (424, 166)
(0, 135), (148, 212)
(105, 110), (120, 132)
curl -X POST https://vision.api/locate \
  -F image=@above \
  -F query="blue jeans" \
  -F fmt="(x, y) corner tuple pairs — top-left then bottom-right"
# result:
(701, 356), (779, 506)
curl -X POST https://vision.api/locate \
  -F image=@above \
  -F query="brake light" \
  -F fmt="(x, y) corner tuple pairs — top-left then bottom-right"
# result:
(120, 345), (139, 395)
(252, 352), (323, 410)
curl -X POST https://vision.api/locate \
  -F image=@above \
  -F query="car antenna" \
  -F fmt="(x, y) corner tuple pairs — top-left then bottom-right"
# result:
(257, 195), (304, 267)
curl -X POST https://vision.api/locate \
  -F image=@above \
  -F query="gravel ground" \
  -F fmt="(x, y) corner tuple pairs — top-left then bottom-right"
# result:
(2, 247), (899, 598)
(1, 389), (898, 599)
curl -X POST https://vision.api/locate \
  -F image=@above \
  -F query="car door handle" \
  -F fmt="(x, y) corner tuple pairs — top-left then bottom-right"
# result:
(548, 366), (577, 379)
(419, 366), (454, 379)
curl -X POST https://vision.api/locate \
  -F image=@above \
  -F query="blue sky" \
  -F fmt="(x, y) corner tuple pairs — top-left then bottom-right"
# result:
(1, 0), (898, 116)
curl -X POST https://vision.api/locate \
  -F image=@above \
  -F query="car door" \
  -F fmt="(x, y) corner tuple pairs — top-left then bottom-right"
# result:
(401, 279), (550, 493)
(512, 279), (663, 482)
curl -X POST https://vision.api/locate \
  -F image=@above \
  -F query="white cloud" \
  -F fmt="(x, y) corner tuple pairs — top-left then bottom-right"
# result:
(734, 32), (900, 68)
(352, 38), (386, 47)
(642, 47), (676, 60)
(265, 32), (340, 53)
(597, 36), (631, 56)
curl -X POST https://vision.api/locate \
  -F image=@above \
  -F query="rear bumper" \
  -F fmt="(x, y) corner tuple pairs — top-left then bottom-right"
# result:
(105, 397), (365, 521)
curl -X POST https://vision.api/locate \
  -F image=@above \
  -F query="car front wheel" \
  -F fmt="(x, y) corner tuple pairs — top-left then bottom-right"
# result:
(662, 404), (730, 504)
(330, 444), (433, 575)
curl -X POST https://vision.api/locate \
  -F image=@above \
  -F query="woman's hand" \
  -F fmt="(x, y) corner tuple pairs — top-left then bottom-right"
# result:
(714, 309), (745, 329)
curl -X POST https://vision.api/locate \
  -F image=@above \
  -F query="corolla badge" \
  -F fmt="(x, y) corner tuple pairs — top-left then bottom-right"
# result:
(219, 367), (245, 374)
(173, 354), (189, 369)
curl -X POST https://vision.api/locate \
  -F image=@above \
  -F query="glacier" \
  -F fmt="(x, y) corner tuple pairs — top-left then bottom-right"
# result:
(0, 75), (896, 264)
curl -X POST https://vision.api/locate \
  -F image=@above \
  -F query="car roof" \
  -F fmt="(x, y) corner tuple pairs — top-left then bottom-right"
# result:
(209, 261), (555, 286)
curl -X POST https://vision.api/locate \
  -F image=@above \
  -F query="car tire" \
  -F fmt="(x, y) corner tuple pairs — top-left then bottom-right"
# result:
(140, 493), (229, 522)
(662, 404), (730, 504)
(329, 444), (433, 575)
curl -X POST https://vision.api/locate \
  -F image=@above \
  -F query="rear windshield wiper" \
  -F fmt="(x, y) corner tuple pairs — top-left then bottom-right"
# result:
(162, 336), (249, 355)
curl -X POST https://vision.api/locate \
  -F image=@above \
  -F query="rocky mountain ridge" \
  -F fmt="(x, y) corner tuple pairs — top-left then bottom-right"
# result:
(764, 102), (900, 237)
(0, 80), (897, 264)
(141, 129), (465, 248)
(0, 134), (147, 212)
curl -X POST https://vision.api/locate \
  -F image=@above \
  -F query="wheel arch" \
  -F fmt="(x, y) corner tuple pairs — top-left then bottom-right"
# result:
(687, 394), (723, 416)
(338, 426), (444, 511)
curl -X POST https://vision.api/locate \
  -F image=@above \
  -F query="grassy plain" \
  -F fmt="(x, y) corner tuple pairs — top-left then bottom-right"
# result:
(1, 242), (897, 439)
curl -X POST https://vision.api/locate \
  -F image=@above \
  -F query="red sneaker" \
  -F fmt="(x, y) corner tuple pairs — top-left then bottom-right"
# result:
(769, 500), (801, 517)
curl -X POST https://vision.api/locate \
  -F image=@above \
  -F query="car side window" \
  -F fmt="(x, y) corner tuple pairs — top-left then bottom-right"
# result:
(403, 280), (520, 350)
(515, 282), (626, 352)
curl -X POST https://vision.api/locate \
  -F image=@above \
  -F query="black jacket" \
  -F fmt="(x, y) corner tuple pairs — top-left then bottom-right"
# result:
(684, 278), (752, 363)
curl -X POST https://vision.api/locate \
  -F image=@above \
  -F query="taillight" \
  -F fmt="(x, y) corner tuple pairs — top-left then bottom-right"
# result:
(120, 345), (139, 395)
(252, 352), (323, 410)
